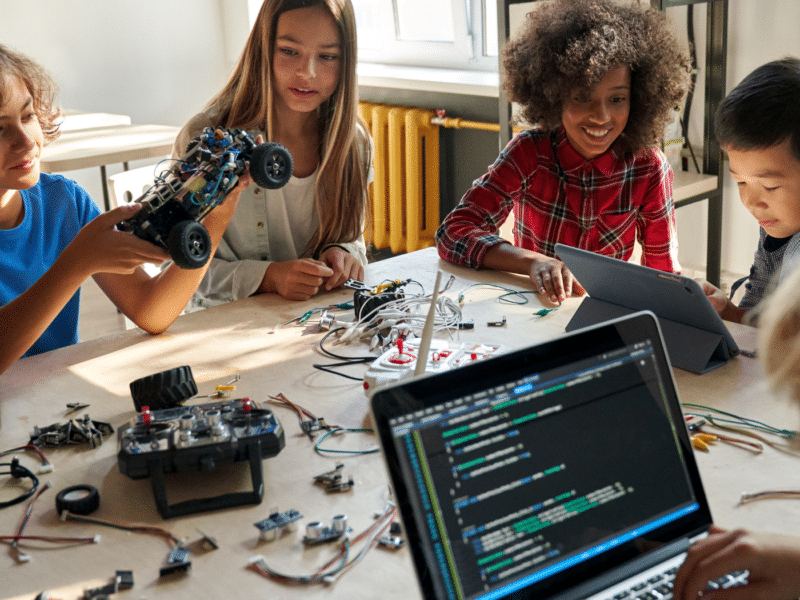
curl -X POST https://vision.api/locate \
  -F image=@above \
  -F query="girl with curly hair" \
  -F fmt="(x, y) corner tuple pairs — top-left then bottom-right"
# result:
(436, 0), (691, 303)
(173, 0), (371, 303)
(0, 44), (248, 375)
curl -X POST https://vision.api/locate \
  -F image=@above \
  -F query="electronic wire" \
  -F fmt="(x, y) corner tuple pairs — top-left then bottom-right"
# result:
(249, 503), (396, 585)
(1, 482), (98, 559)
(739, 490), (800, 505)
(61, 511), (182, 546)
(267, 393), (341, 434)
(0, 445), (53, 474)
(0, 459), (40, 509)
(312, 279), (462, 379)
(457, 283), (540, 305)
(10, 480), (51, 561)
(681, 404), (797, 438)
(314, 428), (380, 456)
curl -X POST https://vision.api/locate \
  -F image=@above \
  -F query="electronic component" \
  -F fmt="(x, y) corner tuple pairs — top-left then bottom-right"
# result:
(378, 521), (404, 549)
(118, 127), (292, 269)
(363, 338), (507, 397)
(55, 484), (100, 516)
(80, 570), (134, 599)
(313, 463), (354, 493)
(303, 514), (349, 545)
(160, 545), (191, 577)
(685, 415), (706, 431)
(195, 529), (219, 551)
(30, 415), (113, 449)
(0, 458), (39, 509)
(117, 397), (285, 519)
(254, 509), (303, 542)
(300, 418), (329, 439)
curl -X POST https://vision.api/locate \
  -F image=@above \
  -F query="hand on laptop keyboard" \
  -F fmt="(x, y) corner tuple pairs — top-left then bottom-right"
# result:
(672, 527), (800, 600)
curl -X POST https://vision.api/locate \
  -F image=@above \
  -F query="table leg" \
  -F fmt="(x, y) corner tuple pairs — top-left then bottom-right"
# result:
(100, 164), (110, 212)
(706, 190), (723, 287)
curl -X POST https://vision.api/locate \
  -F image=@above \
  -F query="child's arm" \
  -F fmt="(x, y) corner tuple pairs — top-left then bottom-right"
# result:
(699, 280), (747, 324)
(636, 154), (681, 273)
(482, 243), (584, 304)
(673, 526), (800, 600)
(0, 204), (170, 375)
(94, 180), (248, 332)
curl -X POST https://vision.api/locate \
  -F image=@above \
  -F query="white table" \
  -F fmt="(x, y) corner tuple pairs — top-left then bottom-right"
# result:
(40, 123), (179, 211)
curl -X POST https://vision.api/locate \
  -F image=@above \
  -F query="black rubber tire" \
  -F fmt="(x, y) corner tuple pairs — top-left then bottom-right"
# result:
(56, 484), (100, 515)
(250, 142), (293, 189)
(167, 220), (211, 269)
(129, 365), (197, 411)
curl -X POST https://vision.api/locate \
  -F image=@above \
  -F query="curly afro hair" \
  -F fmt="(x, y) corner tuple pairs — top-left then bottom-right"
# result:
(503, 0), (692, 155)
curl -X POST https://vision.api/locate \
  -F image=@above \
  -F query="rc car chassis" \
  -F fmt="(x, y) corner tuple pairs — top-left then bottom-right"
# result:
(118, 127), (293, 269)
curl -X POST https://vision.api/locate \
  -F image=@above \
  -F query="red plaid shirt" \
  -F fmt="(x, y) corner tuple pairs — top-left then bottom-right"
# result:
(435, 127), (680, 273)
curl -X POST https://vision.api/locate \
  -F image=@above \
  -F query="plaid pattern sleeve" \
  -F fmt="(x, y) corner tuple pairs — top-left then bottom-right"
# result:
(632, 149), (681, 273)
(740, 229), (788, 309)
(435, 129), (680, 273)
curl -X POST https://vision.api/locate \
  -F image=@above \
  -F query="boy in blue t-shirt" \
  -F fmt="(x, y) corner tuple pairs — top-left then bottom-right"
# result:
(702, 57), (800, 323)
(0, 44), (248, 375)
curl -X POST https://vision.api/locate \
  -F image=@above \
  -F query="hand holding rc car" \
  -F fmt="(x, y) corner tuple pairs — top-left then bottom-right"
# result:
(118, 128), (293, 269)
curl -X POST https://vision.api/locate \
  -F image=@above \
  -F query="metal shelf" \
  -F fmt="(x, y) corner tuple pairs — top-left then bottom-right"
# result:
(497, 0), (728, 285)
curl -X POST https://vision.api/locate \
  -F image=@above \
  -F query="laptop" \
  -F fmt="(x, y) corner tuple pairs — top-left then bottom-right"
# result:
(371, 311), (714, 600)
(555, 244), (739, 374)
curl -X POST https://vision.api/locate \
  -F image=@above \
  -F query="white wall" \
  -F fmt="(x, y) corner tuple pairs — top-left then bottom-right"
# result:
(0, 0), (250, 202)
(661, 1), (800, 278)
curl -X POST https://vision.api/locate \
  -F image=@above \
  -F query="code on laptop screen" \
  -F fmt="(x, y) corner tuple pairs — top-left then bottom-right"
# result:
(387, 341), (699, 600)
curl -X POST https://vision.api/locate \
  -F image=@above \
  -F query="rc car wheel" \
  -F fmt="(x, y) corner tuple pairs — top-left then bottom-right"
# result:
(129, 366), (198, 411)
(250, 142), (293, 189)
(168, 220), (211, 269)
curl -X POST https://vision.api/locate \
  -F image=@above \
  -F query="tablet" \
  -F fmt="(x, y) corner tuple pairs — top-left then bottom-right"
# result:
(556, 243), (739, 374)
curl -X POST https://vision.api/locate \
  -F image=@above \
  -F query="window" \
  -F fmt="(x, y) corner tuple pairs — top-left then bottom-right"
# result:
(352, 0), (498, 71)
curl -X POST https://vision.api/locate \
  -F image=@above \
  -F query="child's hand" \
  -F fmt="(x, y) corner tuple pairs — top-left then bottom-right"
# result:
(699, 279), (727, 315)
(529, 258), (585, 303)
(319, 246), (364, 291)
(697, 279), (745, 323)
(673, 526), (800, 600)
(67, 205), (170, 276)
(261, 259), (334, 301)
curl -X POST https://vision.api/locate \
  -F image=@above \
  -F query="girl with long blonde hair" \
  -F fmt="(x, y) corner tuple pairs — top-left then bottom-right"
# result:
(173, 0), (370, 302)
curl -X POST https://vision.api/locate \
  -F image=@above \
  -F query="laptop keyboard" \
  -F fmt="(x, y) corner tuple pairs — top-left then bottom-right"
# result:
(611, 566), (749, 600)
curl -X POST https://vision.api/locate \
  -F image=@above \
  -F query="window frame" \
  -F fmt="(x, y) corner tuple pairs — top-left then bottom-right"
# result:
(353, 0), (498, 73)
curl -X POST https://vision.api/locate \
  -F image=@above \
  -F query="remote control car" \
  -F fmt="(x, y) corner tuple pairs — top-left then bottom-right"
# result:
(118, 127), (293, 269)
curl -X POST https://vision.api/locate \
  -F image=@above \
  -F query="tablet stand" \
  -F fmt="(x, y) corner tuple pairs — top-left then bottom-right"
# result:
(565, 297), (731, 374)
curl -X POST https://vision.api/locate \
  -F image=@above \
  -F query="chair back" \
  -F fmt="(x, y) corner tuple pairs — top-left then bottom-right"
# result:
(107, 164), (160, 208)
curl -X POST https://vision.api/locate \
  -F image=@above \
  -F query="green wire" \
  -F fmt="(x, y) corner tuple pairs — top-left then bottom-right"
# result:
(298, 302), (355, 324)
(682, 403), (798, 438)
(458, 283), (538, 305)
(314, 428), (379, 455)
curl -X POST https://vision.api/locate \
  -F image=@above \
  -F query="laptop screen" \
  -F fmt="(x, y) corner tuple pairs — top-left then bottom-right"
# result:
(372, 312), (712, 600)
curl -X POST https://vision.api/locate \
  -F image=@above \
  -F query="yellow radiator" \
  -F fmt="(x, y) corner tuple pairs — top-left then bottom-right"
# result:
(359, 102), (440, 254)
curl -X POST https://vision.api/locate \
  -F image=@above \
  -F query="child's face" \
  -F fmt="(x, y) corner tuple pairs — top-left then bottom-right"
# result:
(272, 5), (342, 117)
(561, 65), (631, 160)
(0, 75), (43, 194)
(727, 140), (800, 239)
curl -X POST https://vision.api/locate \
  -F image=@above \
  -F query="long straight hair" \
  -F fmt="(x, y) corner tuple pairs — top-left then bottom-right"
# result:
(206, 0), (368, 257)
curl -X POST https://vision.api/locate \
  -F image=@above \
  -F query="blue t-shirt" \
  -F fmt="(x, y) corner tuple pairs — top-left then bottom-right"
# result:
(0, 173), (101, 357)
